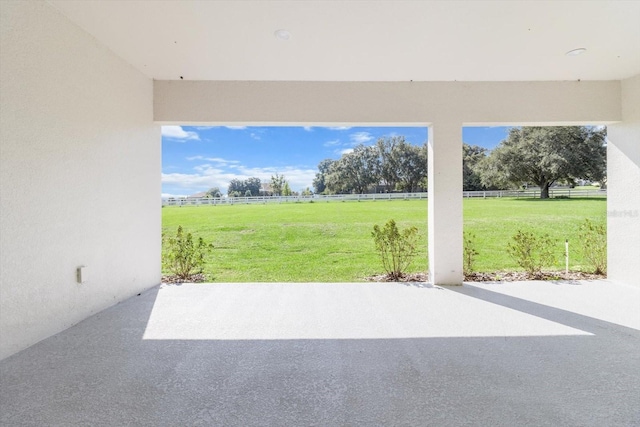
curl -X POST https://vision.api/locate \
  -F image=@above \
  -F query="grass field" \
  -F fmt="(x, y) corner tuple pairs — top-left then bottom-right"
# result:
(162, 198), (606, 282)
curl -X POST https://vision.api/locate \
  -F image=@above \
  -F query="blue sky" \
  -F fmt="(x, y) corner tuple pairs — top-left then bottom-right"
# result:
(162, 125), (511, 197)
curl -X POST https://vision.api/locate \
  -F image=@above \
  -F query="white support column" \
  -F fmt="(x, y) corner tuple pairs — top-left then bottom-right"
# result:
(428, 122), (464, 285)
(606, 75), (640, 286)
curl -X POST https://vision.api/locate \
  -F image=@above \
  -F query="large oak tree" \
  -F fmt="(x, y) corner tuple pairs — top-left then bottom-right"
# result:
(325, 145), (381, 194)
(463, 144), (494, 191)
(312, 158), (334, 194)
(477, 126), (606, 198)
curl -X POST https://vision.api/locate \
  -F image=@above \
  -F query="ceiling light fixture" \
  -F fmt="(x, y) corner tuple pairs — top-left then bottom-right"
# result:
(274, 29), (291, 40)
(565, 48), (587, 56)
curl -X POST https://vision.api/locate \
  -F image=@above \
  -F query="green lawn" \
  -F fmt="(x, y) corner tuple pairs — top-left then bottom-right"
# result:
(463, 198), (606, 272)
(162, 198), (606, 282)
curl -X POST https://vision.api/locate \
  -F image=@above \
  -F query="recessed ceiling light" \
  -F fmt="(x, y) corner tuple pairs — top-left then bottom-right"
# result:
(274, 29), (290, 40)
(566, 48), (587, 56)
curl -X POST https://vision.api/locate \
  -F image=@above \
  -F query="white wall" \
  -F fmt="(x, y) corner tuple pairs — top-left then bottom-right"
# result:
(154, 80), (620, 125)
(0, 1), (160, 360)
(607, 75), (640, 286)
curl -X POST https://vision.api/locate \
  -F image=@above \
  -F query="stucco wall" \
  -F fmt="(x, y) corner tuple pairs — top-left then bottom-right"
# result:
(154, 80), (621, 125)
(607, 75), (640, 286)
(0, 1), (160, 359)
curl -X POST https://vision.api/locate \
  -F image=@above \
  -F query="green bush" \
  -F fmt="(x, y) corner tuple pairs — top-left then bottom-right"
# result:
(371, 219), (419, 280)
(578, 218), (606, 274)
(162, 225), (213, 280)
(463, 232), (479, 275)
(507, 230), (556, 276)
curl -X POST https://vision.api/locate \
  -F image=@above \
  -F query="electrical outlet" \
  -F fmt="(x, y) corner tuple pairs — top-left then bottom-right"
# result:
(76, 266), (88, 284)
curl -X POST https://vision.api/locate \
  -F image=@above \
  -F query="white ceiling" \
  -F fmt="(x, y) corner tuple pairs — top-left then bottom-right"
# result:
(48, 0), (640, 82)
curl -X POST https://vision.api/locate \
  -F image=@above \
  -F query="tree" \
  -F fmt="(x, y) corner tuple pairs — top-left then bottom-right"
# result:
(227, 179), (245, 196)
(319, 137), (428, 194)
(462, 144), (490, 191)
(376, 137), (402, 192)
(374, 136), (428, 193)
(312, 159), (334, 194)
(227, 177), (261, 197)
(477, 126), (606, 198)
(244, 177), (261, 197)
(325, 144), (380, 194)
(395, 142), (428, 192)
(282, 182), (292, 196)
(205, 187), (222, 198)
(324, 164), (348, 194)
(270, 173), (286, 196)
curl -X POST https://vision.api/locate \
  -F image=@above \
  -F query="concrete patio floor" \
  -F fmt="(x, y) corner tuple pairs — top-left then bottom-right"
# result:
(1, 280), (639, 426)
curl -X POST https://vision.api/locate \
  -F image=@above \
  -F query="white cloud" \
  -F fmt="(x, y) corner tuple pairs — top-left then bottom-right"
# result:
(162, 170), (223, 188)
(338, 148), (354, 155)
(194, 126), (216, 130)
(350, 131), (373, 144)
(323, 140), (340, 147)
(328, 126), (351, 131)
(225, 126), (247, 130)
(303, 126), (313, 132)
(161, 126), (200, 141)
(250, 132), (261, 140)
(186, 156), (240, 165)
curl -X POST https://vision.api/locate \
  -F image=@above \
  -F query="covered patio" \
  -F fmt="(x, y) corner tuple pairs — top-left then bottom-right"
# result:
(2, 280), (639, 425)
(1, 1), (639, 424)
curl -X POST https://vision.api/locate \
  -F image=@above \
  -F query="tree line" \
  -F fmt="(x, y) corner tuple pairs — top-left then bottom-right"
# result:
(204, 173), (312, 198)
(313, 136), (429, 194)
(313, 126), (606, 199)
(197, 126), (605, 200)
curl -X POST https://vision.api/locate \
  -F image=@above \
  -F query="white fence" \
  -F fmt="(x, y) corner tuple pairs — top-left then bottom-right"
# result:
(462, 188), (606, 199)
(162, 188), (606, 206)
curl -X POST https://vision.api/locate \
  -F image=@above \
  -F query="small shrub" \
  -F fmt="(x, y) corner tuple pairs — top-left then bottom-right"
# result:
(463, 232), (479, 275)
(507, 230), (556, 276)
(162, 225), (213, 280)
(578, 218), (606, 274)
(372, 219), (419, 280)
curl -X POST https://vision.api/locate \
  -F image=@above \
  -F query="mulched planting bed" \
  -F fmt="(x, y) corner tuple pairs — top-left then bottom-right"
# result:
(368, 271), (605, 282)
(367, 273), (430, 282)
(163, 271), (605, 284)
(161, 273), (207, 284)
(464, 271), (605, 282)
